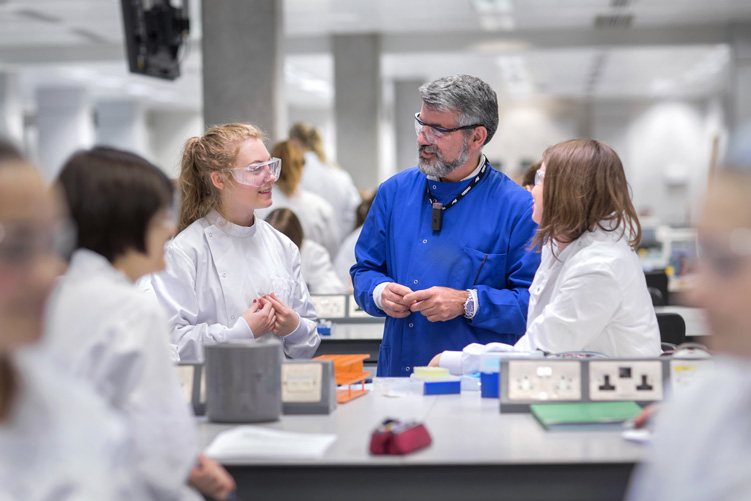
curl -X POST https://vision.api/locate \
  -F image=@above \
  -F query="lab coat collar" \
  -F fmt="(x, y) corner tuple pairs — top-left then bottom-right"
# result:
(68, 248), (131, 285)
(206, 209), (257, 238)
(550, 221), (629, 262)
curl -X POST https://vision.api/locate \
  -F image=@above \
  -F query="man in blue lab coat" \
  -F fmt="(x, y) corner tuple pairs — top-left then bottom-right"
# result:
(351, 74), (541, 377)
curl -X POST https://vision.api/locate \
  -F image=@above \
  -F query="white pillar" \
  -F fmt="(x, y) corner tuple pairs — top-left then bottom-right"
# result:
(202, 0), (285, 140)
(730, 23), (751, 129)
(393, 79), (425, 173)
(333, 34), (381, 189)
(35, 87), (94, 181)
(95, 100), (150, 159)
(0, 73), (23, 145)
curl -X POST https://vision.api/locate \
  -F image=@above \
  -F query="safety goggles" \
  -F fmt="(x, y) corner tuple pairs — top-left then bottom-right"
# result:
(0, 220), (75, 267)
(534, 170), (545, 186)
(414, 112), (482, 141)
(224, 157), (281, 187)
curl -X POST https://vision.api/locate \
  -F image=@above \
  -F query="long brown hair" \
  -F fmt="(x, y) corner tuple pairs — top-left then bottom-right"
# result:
(271, 141), (303, 197)
(178, 123), (264, 232)
(531, 139), (641, 251)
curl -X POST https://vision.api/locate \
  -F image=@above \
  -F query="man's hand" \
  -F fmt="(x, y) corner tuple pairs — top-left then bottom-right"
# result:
(380, 282), (414, 318)
(404, 287), (467, 322)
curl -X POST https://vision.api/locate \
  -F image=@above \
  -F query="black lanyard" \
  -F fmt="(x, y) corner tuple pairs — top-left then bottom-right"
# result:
(426, 162), (488, 231)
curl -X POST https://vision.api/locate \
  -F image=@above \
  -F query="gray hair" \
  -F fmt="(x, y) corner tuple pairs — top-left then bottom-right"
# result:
(418, 74), (499, 146)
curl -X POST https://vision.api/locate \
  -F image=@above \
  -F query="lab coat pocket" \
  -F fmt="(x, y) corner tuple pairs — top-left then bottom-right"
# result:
(269, 273), (294, 305)
(461, 247), (507, 289)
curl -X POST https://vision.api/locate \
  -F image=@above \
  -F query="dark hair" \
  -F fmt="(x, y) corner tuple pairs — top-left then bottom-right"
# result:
(265, 208), (304, 249)
(57, 146), (174, 263)
(521, 161), (542, 189)
(531, 139), (641, 251)
(355, 191), (376, 229)
(0, 139), (23, 162)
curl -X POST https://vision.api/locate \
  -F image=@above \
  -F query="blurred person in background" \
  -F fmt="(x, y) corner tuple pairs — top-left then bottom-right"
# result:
(265, 208), (345, 294)
(627, 123), (751, 501)
(255, 140), (339, 257)
(0, 140), (140, 500)
(334, 191), (376, 292)
(289, 122), (361, 242)
(44, 146), (236, 501)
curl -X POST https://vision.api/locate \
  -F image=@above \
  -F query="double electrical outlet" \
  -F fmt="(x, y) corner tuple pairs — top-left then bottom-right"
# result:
(500, 358), (685, 413)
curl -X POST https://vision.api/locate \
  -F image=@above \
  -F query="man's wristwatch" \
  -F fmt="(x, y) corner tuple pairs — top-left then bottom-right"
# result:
(463, 289), (476, 319)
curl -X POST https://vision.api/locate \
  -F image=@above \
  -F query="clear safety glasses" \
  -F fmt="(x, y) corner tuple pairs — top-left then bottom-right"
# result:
(224, 157), (281, 187)
(0, 220), (75, 267)
(414, 112), (482, 141)
(534, 170), (545, 186)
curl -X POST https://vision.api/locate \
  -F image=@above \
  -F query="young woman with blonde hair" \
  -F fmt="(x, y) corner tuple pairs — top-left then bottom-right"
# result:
(255, 140), (339, 257)
(146, 123), (320, 362)
(433, 139), (661, 374)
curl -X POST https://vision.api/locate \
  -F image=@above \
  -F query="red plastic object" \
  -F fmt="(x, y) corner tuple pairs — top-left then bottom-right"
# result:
(369, 420), (432, 455)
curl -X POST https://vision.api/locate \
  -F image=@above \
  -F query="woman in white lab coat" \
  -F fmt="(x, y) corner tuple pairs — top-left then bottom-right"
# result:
(265, 208), (346, 294)
(147, 123), (320, 362)
(43, 147), (235, 500)
(433, 139), (661, 374)
(0, 144), (139, 500)
(333, 191), (376, 292)
(255, 140), (340, 257)
(289, 122), (362, 241)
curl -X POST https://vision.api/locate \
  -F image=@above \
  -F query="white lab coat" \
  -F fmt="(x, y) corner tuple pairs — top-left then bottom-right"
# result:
(42, 249), (202, 501)
(300, 151), (361, 241)
(441, 225), (661, 375)
(333, 226), (362, 292)
(627, 356), (751, 501)
(1, 349), (141, 501)
(256, 185), (340, 258)
(146, 210), (320, 362)
(301, 238), (346, 294)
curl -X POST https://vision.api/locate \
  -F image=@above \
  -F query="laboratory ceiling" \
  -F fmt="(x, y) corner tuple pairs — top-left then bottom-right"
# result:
(0, 0), (749, 112)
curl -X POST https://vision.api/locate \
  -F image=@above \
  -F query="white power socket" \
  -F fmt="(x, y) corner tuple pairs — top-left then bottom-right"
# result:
(310, 295), (347, 319)
(507, 360), (582, 402)
(588, 360), (663, 401)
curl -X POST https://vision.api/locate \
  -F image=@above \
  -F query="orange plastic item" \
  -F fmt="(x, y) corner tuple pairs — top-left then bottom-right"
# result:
(314, 354), (370, 403)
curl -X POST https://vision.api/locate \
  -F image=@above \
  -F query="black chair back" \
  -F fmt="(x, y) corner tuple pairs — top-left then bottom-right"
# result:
(656, 312), (686, 346)
(645, 270), (670, 306)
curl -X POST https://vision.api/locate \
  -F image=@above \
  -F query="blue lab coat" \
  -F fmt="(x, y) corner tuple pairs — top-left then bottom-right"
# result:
(351, 162), (541, 377)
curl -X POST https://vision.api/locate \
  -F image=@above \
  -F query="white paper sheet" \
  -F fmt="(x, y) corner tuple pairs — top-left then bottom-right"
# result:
(205, 426), (337, 460)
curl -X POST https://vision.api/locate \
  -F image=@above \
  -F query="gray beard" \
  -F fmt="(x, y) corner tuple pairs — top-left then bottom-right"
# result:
(417, 140), (471, 179)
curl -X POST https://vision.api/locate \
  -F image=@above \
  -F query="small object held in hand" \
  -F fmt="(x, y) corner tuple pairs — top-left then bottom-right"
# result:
(369, 418), (432, 455)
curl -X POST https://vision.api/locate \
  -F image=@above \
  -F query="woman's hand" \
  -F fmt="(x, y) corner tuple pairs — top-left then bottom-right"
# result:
(242, 299), (276, 338)
(188, 453), (236, 500)
(260, 293), (300, 337)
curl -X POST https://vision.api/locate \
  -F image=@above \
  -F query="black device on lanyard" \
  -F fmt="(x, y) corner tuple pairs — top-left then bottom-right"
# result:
(426, 162), (488, 232)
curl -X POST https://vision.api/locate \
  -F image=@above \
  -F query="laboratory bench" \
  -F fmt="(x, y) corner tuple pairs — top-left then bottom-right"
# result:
(197, 386), (643, 501)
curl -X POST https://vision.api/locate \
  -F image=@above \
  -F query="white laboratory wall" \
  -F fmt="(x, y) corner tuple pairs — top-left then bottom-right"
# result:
(487, 99), (583, 176)
(148, 110), (204, 179)
(591, 98), (727, 227)
(96, 101), (151, 160)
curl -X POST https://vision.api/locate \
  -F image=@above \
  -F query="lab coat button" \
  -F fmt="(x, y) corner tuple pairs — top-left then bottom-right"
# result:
(409, 323), (414, 328)
(222, 273), (227, 278)
(209, 232), (213, 237)
(422, 239), (427, 244)
(406, 367), (411, 372)
(432, 185), (437, 189)
(413, 279), (418, 284)
(231, 315), (235, 320)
